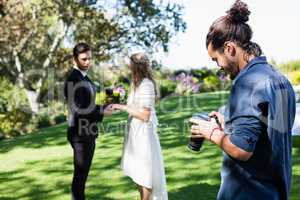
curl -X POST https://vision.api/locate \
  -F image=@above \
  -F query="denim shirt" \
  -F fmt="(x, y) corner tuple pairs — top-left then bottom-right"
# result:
(217, 56), (296, 200)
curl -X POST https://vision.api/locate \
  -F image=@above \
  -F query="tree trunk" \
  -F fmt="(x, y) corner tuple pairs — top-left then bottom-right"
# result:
(13, 20), (69, 114)
(25, 89), (39, 114)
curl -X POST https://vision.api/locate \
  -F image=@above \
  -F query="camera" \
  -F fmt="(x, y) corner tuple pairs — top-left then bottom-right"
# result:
(188, 112), (221, 152)
(187, 113), (210, 152)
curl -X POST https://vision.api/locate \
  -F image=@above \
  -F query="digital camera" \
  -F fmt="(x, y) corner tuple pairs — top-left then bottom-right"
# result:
(188, 113), (210, 152)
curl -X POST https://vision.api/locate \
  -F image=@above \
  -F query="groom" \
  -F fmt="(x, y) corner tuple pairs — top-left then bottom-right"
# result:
(64, 42), (113, 200)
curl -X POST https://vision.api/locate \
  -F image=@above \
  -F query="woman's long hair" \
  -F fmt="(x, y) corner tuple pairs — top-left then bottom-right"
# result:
(129, 53), (158, 99)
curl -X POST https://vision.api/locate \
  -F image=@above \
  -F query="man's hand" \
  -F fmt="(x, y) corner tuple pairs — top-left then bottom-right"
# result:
(103, 104), (114, 116)
(112, 104), (128, 112)
(209, 111), (225, 129)
(189, 118), (220, 141)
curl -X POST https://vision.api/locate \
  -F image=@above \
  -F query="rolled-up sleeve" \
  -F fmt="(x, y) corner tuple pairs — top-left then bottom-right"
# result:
(227, 76), (268, 153)
(229, 116), (263, 152)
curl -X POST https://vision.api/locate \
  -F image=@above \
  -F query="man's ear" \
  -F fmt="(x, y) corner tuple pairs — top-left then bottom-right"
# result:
(224, 41), (236, 57)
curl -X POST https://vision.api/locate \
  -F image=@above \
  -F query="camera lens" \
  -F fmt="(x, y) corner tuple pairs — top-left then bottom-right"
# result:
(187, 112), (209, 152)
(188, 137), (204, 152)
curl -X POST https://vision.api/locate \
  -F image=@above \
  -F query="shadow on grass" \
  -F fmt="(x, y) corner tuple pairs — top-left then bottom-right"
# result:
(0, 153), (125, 199)
(0, 166), (64, 200)
(0, 123), (68, 154)
(169, 183), (219, 200)
(0, 114), (127, 155)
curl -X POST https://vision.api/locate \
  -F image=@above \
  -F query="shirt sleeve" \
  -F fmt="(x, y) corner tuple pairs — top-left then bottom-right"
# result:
(229, 116), (264, 152)
(136, 80), (155, 109)
(228, 77), (268, 153)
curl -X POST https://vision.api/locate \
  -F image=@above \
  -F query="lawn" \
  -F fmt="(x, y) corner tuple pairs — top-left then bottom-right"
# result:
(0, 92), (299, 200)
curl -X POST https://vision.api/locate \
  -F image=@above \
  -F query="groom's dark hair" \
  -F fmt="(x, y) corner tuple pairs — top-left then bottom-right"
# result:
(73, 42), (91, 59)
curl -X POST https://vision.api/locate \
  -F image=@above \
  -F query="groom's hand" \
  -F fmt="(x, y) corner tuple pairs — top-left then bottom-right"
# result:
(112, 104), (128, 112)
(103, 104), (114, 116)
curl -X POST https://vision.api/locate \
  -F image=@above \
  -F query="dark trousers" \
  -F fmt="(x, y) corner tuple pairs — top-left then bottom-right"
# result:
(70, 140), (95, 200)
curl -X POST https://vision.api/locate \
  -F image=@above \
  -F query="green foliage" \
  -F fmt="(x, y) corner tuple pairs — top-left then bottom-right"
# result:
(0, 92), (7, 113)
(158, 79), (177, 98)
(0, 0), (186, 113)
(54, 113), (67, 124)
(203, 75), (221, 91)
(0, 78), (32, 138)
(279, 60), (300, 72)
(41, 101), (67, 126)
(24, 101), (67, 130)
(43, 101), (66, 116)
(116, 75), (130, 85)
(172, 68), (231, 94)
(121, 0), (186, 51)
(35, 114), (52, 129)
(0, 109), (32, 137)
(291, 71), (300, 85)
(190, 68), (213, 79)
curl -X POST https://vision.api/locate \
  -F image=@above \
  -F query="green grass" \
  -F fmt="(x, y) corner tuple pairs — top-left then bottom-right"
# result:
(0, 92), (299, 200)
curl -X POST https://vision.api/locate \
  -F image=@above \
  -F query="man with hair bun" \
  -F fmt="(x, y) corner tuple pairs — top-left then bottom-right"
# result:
(190, 1), (295, 199)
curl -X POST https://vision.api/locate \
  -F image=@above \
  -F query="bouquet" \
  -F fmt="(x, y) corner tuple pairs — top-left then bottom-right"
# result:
(96, 86), (126, 105)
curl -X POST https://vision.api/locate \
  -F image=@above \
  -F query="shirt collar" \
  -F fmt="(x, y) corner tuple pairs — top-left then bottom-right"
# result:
(73, 65), (88, 77)
(233, 56), (268, 85)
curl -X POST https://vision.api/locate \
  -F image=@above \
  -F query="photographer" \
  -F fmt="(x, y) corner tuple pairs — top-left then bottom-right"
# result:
(190, 1), (295, 200)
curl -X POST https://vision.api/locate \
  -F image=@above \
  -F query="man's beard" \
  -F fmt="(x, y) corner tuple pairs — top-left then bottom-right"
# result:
(224, 60), (239, 80)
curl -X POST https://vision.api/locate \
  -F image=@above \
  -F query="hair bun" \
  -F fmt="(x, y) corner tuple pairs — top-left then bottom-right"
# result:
(226, 0), (250, 23)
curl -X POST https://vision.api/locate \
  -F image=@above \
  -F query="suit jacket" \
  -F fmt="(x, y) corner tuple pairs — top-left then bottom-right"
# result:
(64, 68), (104, 142)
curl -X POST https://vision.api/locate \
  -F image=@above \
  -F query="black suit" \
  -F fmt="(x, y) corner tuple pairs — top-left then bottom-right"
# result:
(64, 68), (104, 200)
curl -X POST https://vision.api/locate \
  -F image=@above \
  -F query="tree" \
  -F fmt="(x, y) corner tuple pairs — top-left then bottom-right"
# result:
(0, 0), (5, 16)
(0, 0), (186, 113)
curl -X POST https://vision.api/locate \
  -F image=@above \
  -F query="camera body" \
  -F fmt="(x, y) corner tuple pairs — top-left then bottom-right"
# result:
(188, 112), (210, 152)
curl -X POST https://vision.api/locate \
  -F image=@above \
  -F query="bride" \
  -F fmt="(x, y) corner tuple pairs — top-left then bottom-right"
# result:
(112, 53), (168, 200)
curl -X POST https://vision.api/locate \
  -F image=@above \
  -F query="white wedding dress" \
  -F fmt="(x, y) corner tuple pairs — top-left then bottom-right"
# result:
(121, 78), (168, 200)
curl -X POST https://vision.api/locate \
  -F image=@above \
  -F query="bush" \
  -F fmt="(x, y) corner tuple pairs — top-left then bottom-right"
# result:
(203, 75), (221, 91)
(279, 60), (300, 72)
(54, 113), (67, 124)
(291, 71), (300, 85)
(0, 110), (32, 137)
(0, 78), (32, 138)
(43, 101), (65, 115)
(25, 119), (38, 134)
(36, 101), (68, 127)
(0, 108), (32, 137)
(158, 79), (177, 98)
(0, 132), (4, 140)
(190, 68), (213, 79)
(35, 114), (52, 129)
(117, 75), (130, 85)
(174, 74), (200, 95)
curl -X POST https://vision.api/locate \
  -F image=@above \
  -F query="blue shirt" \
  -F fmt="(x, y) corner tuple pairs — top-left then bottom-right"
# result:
(218, 56), (296, 200)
